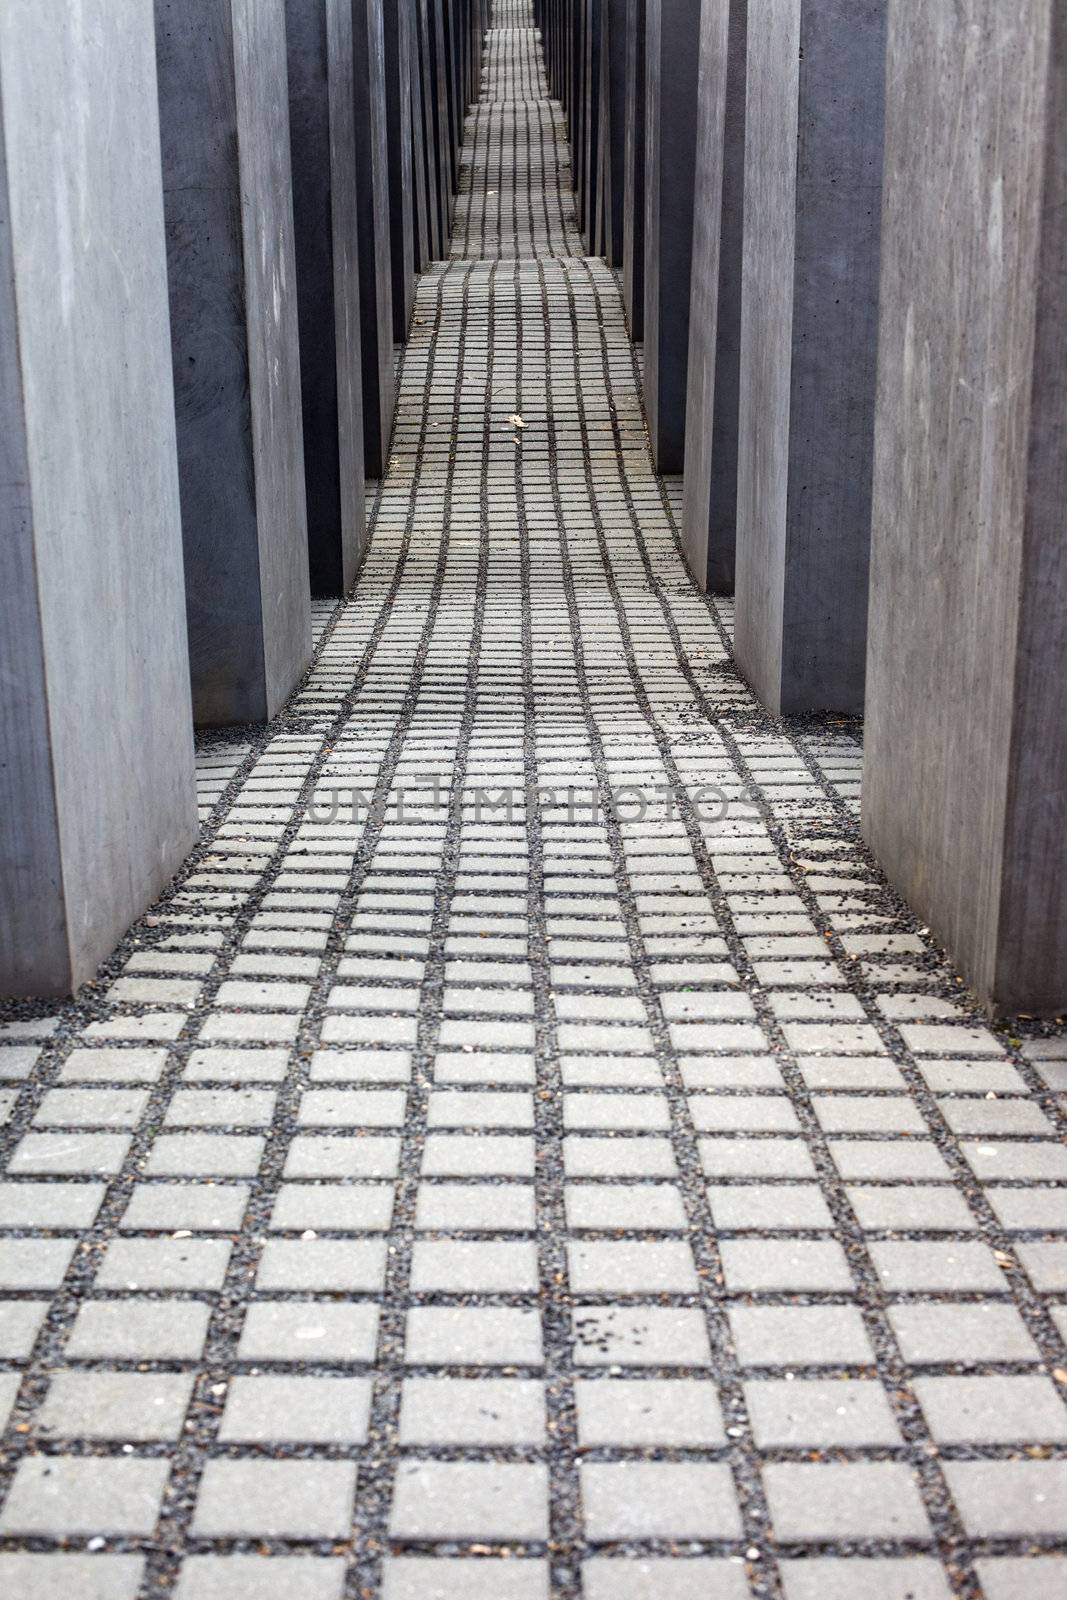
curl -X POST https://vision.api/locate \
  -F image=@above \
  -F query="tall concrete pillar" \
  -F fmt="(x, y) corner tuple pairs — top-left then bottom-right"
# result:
(155, 0), (312, 726)
(410, 6), (432, 272)
(287, 0), (367, 597)
(594, 0), (627, 266)
(864, 0), (1067, 1018)
(0, 0), (197, 997)
(734, 0), (887, 715)
(352, 0), (396, 478)
(680, 0), (746, 594)
(622, 0), (646, 339)
(642, 0), (701, 473)
(581, 0), (602, 250)
(384, 0), (417, 339)
(415, 0), (443, 261)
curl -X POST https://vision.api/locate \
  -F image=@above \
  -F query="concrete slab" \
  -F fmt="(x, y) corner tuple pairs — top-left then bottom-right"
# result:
(352, 0), (396, 479)
(580, 0), (602, 251)
(863, 0), (1067, 1017)
(0, 0), (197, 996)
(384, 0), (417, 338)
(680, 0), (746, 594)
(642, 0), (701, 473)
(734, 0), (887, 714)
(594, 0), (627, 266)
(287, 0), (367, 597)
(622, 0), (646, 340)
(155, 0), (312, 726)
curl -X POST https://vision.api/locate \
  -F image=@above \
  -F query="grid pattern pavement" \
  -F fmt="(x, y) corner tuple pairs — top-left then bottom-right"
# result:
(2, 5), (1067, 1597)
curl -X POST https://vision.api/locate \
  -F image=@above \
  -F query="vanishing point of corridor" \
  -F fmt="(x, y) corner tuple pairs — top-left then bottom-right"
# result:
(1, 6), (1066, 1598)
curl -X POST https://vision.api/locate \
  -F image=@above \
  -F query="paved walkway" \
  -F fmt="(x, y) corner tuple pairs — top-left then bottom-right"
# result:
(2, 6), (1067, 1598)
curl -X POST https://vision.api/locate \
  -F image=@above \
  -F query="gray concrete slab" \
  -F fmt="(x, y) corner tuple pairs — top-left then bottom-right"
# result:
(622, 0), (645, 340)
(680, 0), (746, 594)
(642, 0), (701, 473)
(734, 0), (886, 715)
(384, 0), (417, 339)
(155, 0), (312, 726)
(353, 0), (397, 479)
(580, 0), (602, 251)
(415, 0), (444, 261)
(594, 0), (626, 266)
(0, 0), (197, 996)
(410, 4), (432, 272)
(863, 0), (1067, 1018)
(287, 0), (368, 597)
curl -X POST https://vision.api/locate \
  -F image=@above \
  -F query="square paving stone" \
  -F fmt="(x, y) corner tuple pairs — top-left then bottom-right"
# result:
(33, 1089), (148, 1128)
(582, 1560), (751, 1600)
(37, 1371), (195, 1440)
(572, 1306), (712, 1367)
(0, 1238), (75, 1289)
(404, 1306), (543, 1367)
(174, 1557), (345, 1600)
(0, 1180), (105, 1228)
(974, 1557), (1067, 1600)
(720, 1239), (853, 1293)
(144, 1134), (264, 1178)
(0, 1300), (49, 1358)
(728, 1304), (874, 1367)
(269, 1183), (393, 1232)
(845, 1185), (976, 1232)
(943, 1461), (1067, 1536)
(779, 1558), (952, 1599)
(575, 1379), (724, 1446)
(191, 1460), (356, 1538)
(563, 1093), (671, 1131)
(887, 1302), (1040, 1365)
(7, 1133), (131, 1175)
(567, 1240), (698, 1294)
(398, 1377), (545, 1444)
(414, 1183), (535, 1232)
(297, 1089), (407, 1127)
(66, 1300), (212, 1360)
(744, 1379), (901, 1447)
(255, 1239), (386, 1291)
(381, 1558), (549, 1600)
(0, 1553), (146, 1600)
(913, 1376), (1067, 1444)
(699, 1139), (817, 1179)
(184, 1048), (290, 1082)
(120, 1183), (249, 1232)
(828, 1141), (952, 1180)
(164, 1090), (275, 1128)
(0, 1456), (170, 1535)
(580, 1462), (741, 1541)
(690, 1096), (800, 1134)
(283, 1135), (400, 1179)
(422, 1135), (535, 1177)
(564, 1136), (678, 1177)
(564, 1183), (687, 1231)
(218, 1376), (372, 1443)
(411, 1240), (539, 1292)
(96, 1238), (231, 1290)
(389, 1461), (548, 1541)
(762, 1463), (931, 1542)
(238, 1301), (379, 1362)
(707, 1184), (834, 1231)
(0, 1370), (19, 1430)
(1017, 1241), (1067, 1290)
(868, 1240), (1004, 1292)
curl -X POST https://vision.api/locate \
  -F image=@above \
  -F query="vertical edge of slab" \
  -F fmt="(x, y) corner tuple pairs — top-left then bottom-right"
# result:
(0, 0), (196, 996)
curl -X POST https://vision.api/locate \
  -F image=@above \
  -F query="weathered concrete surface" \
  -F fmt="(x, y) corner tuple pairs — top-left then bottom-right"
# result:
(734, 0), (886, 714)
(287, 0), (367, 597)
(352, 0), (396, 478)
(594, 0), (627, 266)
(384, 0), (417, 338)
(681, 0), (746, 594)
(642, 0), (700, 473)
(622, 0), (645, 338)
(0, 0), (197, 996)
(864, 0), (1067, 1017)
(415, 0), (443, 260)
(580, 0), (601, 250)
(410, 3), (432, 271)
(155, 0), (311, 726)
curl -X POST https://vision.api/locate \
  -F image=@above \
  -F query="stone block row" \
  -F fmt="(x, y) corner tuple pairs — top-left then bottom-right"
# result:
(538, 0), (1066, 1015)
(0, 0), (485, 997)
